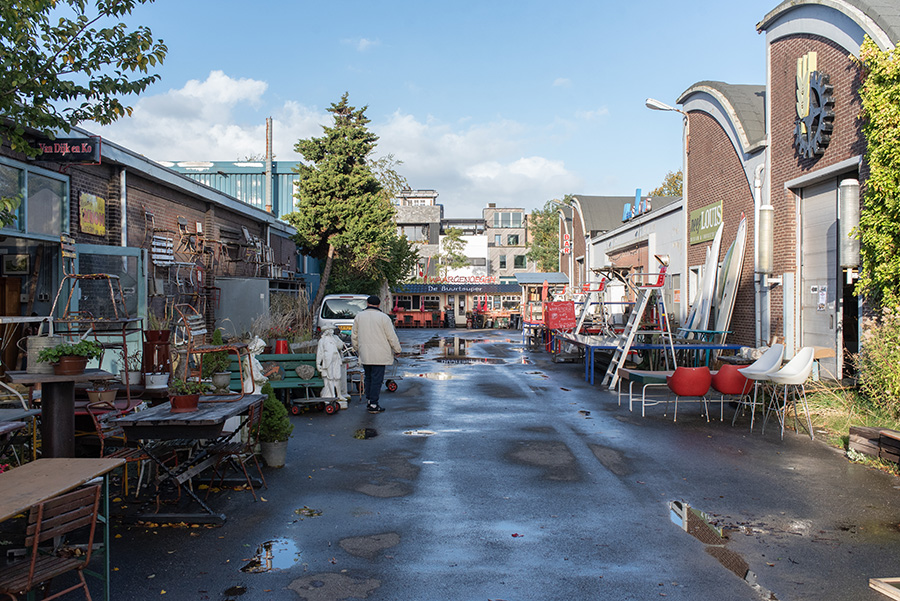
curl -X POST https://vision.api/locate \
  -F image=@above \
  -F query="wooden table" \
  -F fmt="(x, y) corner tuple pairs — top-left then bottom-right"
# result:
(0, 458), (124, 601)
(5, 369), (116, 458)
(113, 394), (264, 524)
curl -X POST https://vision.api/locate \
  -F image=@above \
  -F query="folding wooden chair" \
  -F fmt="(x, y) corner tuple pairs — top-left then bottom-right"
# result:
(86, 400), (151, 497)
(0, 484), (102, 601)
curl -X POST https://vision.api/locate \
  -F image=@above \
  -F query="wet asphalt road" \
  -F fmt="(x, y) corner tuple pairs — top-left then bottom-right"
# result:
(105, 328), (900, 601)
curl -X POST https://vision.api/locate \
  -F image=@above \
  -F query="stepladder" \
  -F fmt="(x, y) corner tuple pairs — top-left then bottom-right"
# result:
(600, 265), (676, 389)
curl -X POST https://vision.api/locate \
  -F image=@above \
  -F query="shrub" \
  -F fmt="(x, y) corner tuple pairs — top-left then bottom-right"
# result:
(201, 329), (231, 377)
(259, 382), (293, 442)
(856, 306), (900, 417)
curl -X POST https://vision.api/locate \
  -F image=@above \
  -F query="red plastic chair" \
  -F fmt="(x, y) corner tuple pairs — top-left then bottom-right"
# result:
(709, 364), (753, 421)
(666, 366), (712, 422)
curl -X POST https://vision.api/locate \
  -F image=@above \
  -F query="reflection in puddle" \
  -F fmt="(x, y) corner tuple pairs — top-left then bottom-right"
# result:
(403, 372), (453, 380)
(240, 539), (300, 573)
(669, 501), (777, 599)
(435, 357), (506, 365)
(403, 430), (435, 436)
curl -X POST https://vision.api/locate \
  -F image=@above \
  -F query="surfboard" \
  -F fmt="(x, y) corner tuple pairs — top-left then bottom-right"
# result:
(713, 214), (747, 343)
(687, 222), (723, 337)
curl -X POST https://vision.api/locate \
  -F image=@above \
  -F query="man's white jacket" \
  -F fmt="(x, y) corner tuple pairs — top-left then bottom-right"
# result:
(351, 308), (401, 365)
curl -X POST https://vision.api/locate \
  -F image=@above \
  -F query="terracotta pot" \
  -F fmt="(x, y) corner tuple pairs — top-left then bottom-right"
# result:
(53, 356), (89, 376)
(169, 393), (200, 413)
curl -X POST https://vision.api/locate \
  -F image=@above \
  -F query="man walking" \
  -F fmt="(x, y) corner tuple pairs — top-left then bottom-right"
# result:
(351, 295), (401, 413)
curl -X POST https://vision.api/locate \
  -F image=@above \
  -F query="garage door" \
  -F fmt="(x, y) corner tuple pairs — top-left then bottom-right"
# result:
(800, 179), (838, 378)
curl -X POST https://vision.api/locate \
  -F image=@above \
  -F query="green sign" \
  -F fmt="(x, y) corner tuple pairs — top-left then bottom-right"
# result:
(690, 201), (722, 244)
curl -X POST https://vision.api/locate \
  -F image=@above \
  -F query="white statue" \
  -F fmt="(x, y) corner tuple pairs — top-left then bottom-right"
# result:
(242, 335), (269, 394)
(316, 328), (346, 400)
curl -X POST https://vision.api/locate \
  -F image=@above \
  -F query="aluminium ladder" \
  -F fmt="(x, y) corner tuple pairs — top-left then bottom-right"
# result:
(600, 266), (676, 390)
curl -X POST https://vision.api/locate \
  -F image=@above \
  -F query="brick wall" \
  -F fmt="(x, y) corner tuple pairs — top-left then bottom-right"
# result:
(768, 33), (866, 339)
(685, 111), (756, 346)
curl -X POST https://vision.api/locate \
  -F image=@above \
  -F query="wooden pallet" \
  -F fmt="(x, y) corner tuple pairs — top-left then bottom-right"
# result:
(849, 426), (900, 464)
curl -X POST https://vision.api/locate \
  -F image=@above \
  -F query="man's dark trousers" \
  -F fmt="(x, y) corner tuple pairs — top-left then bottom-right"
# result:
(364, 364), (386, 405)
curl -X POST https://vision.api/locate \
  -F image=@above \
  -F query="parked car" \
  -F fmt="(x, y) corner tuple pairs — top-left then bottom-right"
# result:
(316, 294), (370, 338)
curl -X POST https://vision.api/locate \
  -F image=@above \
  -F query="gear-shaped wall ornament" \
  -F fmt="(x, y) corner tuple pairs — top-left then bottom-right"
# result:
(795, 71), (834, 159)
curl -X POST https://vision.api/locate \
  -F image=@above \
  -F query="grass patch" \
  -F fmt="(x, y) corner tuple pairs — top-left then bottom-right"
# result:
(804, 380), (900, 476)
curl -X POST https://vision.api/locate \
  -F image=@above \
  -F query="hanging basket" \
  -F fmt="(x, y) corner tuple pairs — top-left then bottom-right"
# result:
(53, 356), (89, 376)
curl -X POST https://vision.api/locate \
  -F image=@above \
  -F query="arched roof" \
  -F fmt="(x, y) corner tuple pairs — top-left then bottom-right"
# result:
(757, 0), (899, 50)
(677, 82), (767, 155)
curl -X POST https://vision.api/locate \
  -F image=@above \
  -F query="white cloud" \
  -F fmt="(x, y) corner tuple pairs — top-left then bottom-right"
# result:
(94, 71), (323, 161)
(357, 38), (379, 51)
(575, 107), (610, 120)
(93, 72), (581, 217)
(553, 77), (571, 87)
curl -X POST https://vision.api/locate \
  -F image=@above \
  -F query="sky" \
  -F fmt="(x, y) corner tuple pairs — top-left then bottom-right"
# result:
(93, 0), (778, 218)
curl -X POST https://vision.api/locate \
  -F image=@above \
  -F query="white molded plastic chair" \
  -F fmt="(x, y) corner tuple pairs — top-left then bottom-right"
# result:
(731, 343), (784, 430)
(763, 347), (816, 440)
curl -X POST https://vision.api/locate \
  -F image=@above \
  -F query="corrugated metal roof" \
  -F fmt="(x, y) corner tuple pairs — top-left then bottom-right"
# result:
(515, 273), (569, 285)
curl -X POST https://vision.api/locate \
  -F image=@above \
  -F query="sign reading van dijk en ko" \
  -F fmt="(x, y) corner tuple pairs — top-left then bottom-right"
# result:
(689, 201), (722, 245)
(35, 137), (101, 163)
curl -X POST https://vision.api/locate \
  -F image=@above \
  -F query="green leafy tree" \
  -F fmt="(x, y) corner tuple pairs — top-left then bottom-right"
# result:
(526, 200), (560, 272)
(0, 0), (167, 157)
(327, 234), (419, 295)
(434, 227), (469, 278)
(649, 170), (683, 197)
(285, 93), (401, 316)
(856, 37), (900, 309)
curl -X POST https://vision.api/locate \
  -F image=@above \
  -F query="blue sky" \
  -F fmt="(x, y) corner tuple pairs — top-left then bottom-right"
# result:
(94, 0), (777, 218)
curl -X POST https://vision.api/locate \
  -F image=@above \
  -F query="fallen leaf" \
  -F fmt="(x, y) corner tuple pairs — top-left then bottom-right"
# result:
(261, 497), (268, 502)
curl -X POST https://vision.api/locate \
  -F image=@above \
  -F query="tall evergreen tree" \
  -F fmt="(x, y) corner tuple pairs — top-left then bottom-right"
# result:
(286, 93), (401, 315)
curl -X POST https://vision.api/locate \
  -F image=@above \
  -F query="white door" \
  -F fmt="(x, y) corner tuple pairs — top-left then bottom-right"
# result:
(800, 179), (839, 378)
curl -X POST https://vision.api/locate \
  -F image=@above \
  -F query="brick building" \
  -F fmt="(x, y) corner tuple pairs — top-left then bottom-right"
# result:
(0, 126), (310, 370)
(664, 0), (899, 378)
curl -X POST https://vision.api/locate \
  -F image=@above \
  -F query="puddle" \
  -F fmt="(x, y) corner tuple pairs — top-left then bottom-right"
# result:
(294, 506), (322, 518)
(669, 501), (777, 599)
(403, 430), (435, 436)
(240, 539), (300, 573)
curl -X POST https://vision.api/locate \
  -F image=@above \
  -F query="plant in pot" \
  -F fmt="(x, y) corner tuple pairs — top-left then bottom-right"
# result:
(86, 379), (117, 404)
(258, 382), (293, 468)
(167, 378), (210, 413)
(202, 329), (233, 393)
(119, 349), (143, 386)
(37, 339), (104, 375)
(145, 311), (171, 343)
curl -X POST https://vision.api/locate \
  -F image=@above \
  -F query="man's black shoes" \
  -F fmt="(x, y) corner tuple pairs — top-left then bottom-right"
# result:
(367, 404), (385, 414)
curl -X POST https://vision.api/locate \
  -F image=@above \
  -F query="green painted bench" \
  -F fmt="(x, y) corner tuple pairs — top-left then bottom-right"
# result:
(228, 353), (338, 414)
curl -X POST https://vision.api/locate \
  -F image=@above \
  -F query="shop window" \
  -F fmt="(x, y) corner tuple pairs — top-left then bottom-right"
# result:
(514, 255), (527, 269)
(499, 255), (507, 269)
(396, 295), (413, 310)
(0, 157), (68, 237)
(502, 296), (520, 311)
(507, 234), (519, 246)
(423, 295), (440, 311)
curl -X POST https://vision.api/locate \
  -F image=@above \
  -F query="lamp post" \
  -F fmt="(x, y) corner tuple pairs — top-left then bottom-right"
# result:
(645, 97), (689, 325)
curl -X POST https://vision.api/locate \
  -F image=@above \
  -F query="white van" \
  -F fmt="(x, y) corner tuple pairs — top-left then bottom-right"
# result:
(316, 294), (370, 336)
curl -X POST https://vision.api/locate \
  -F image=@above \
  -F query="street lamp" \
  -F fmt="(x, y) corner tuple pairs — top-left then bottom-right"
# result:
(646, 97), (688, 325)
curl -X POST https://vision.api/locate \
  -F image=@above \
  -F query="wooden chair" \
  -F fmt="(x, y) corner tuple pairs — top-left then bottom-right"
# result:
(86, 400), (150, 497)
(0, 484), (102, 601)
(205, 398), (267, 501)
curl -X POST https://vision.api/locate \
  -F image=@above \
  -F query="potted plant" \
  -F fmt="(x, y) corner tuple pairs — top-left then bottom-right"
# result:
(119, 349), (143, 386)
(258, 382), (293, 467)
(202, 329), (233, 393)
(145, 311), (171, 343)
(86, 379), (117, 404)
(37, 339), (104, 375)
(168, 378), (210, 413)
